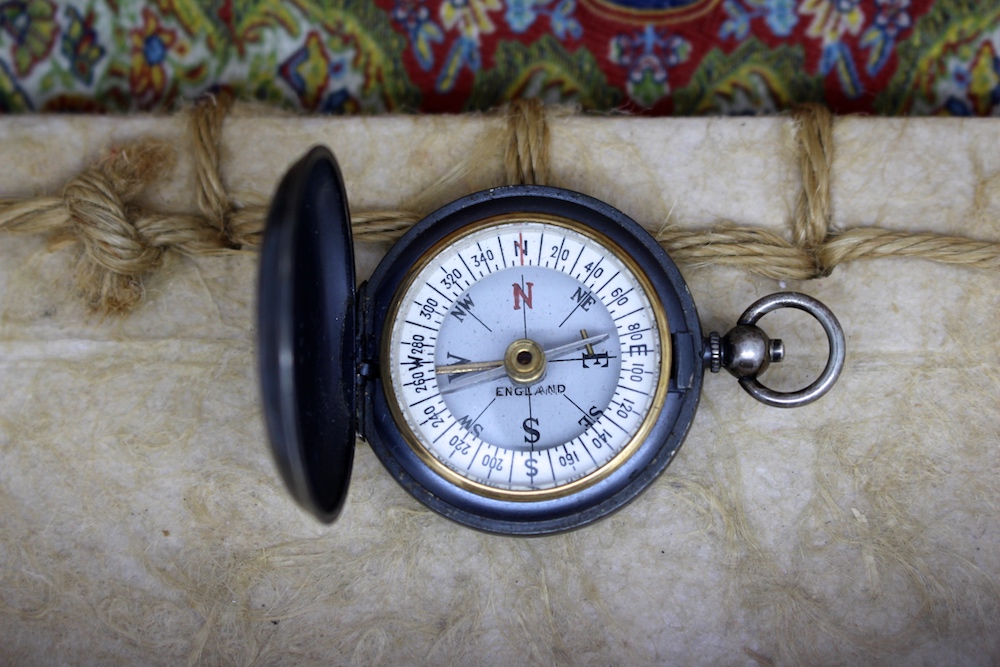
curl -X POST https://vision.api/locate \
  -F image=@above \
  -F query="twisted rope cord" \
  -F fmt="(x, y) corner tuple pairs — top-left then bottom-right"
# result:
(821, 227), (1000, 268)
(793, 103), (834, 259)
(656, 226), (816, 281)
(505, 99), (550, 186)
(0, 98), (997, 313)
(191, 92), (236, 241)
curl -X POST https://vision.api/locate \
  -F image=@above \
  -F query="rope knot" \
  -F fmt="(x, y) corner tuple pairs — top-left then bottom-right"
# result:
(63, 140), (177, 313)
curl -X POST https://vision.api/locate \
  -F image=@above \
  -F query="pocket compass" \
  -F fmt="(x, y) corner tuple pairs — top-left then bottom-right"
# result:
(258, 146), (845, 535)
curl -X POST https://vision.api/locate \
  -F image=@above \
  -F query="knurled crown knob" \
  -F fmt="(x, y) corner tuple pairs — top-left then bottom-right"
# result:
(706, 331), (722, 373)
(706, 326), (784, 378)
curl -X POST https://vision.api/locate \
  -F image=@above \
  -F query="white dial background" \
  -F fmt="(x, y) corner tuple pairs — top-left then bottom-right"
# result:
(435, 264), (619, 451)
(388, 219), (664, 493)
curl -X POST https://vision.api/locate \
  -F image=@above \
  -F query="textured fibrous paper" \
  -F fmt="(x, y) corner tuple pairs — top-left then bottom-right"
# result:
(0, 112), (998, 666)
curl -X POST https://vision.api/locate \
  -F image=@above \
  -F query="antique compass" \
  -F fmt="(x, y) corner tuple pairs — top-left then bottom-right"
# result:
(258, 146), (845, 535)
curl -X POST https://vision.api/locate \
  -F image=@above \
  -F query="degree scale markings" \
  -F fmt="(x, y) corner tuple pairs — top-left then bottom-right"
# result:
(425, 282), (454, 305)
(458, 251), (478, 281)
(388, 221), (662, 494)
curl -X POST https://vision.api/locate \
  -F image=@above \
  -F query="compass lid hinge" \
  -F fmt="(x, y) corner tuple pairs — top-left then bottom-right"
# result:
(355, 282), (374, 442)
(670, 331), (698, 391)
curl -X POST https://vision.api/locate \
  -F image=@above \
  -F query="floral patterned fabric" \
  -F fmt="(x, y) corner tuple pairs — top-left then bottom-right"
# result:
(0, 0), (998, 115)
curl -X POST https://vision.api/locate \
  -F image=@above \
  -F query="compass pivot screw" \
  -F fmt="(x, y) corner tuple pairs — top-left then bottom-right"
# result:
(505, 338), (547, 386)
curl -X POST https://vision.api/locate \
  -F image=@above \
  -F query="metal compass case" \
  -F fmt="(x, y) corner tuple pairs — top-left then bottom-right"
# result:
(258, 146), (846, 536)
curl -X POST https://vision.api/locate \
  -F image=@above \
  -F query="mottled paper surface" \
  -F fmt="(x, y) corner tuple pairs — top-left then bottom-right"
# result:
(1, 114), (998, 665)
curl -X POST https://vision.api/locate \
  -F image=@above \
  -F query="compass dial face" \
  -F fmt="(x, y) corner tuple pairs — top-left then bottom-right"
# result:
(384, 215), (671, 500)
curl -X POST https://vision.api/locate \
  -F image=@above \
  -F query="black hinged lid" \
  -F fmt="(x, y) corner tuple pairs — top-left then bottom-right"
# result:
(258, 146), (356, 523)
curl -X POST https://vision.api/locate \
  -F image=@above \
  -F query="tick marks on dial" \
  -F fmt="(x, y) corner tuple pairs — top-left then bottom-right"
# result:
(467, 242), (498, 277)
(408, 392), (440, 408)
(613, 307), (644, 322)
(426, 282), (455, 305)
(569, 246), (584, 275)
(595, 271), (620, 296)
(467, 441), (484, 471)
(404, 320), (438, 333)
(601, 410), (629, 435)
(432, 419), (458, 444)
(617, 325), (651, 336)
(439, 270), (467, 297)
(458, 254), (477, 282)
(418, 403), (447, 430)
(582, 257), (604, 282)
(548, 237), (570, 270)
(577, 437), (598, 466)
(605, 288), (635, 316)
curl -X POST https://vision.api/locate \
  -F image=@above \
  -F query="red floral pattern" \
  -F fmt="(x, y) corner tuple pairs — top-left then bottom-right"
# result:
(0, 0), (996, 115)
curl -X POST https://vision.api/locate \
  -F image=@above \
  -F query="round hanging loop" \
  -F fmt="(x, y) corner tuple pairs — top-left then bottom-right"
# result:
(727, 292), (846, 408)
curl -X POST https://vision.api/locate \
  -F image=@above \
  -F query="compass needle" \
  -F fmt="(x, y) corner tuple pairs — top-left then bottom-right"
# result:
(434, 359), (504, 375)
(437, 333), (610, 394)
